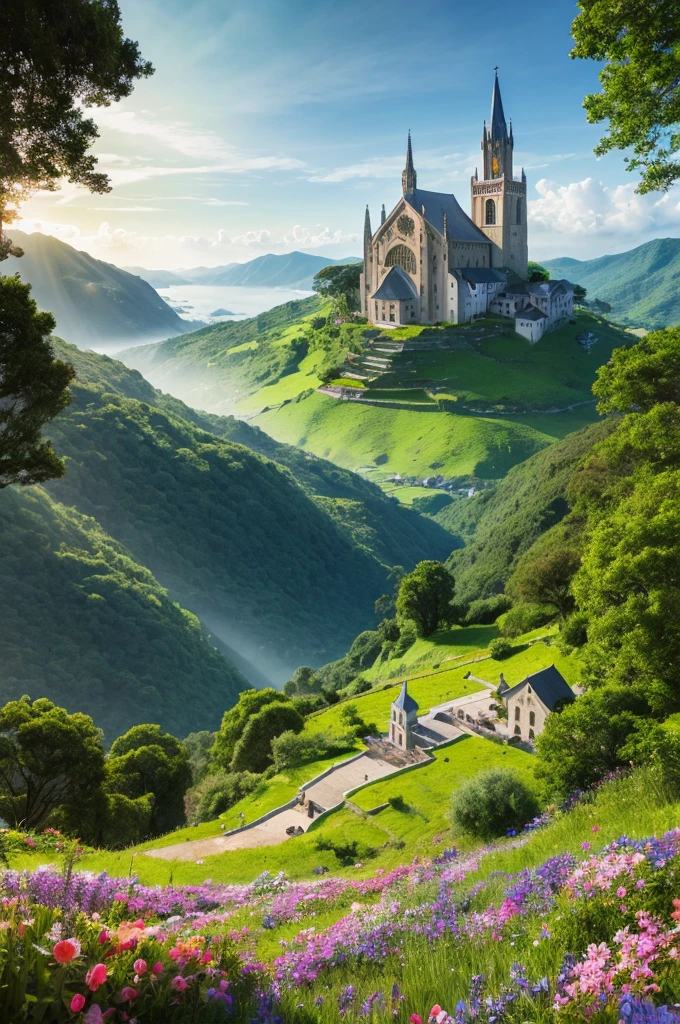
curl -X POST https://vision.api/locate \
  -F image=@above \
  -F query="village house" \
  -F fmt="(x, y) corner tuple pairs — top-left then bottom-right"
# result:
(503, 665), (574, 744)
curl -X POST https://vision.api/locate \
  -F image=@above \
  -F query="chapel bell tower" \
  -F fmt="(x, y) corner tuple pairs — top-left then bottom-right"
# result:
(471, 71), (528, 278)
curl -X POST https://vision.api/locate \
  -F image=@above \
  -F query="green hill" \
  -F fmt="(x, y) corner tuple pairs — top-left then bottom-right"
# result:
(439, 418), (616, 602)
(543, 237), (680, 329)
(43, 342), (454, 683)
(3, 231), (202, 349)
(0, 486), (249, 740)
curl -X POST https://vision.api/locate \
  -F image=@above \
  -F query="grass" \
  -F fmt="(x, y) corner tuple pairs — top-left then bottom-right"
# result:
(381, 484), (445, 506)
(363, 623), (501, 680)
(234, 349), (325, 415)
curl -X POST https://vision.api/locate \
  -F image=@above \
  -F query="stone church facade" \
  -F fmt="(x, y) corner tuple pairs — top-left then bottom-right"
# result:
(360, 74), (569, 337)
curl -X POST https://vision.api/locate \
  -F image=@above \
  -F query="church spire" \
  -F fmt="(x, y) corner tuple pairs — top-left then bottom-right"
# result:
(482, 70), (513, 180)
(490, 69), (508, 142)
(401, 130), (417, 195)
(364, 204), (372, 242)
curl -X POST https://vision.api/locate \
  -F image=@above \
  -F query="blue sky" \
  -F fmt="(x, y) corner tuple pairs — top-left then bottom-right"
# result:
(19, 0), (680, 268)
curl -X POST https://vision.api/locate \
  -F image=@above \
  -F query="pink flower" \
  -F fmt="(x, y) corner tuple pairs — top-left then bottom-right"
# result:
(581, 841), (591, 851)
(617, 886), (627, 898)
(152, 962), (164, 975)
(636, 879), (646, 889)
(70, 993), (86, 1012)
(171, 976), (188, 992)
(591, 825), (600, 833)
(133, 959), (147, 975)
(86, 963), (108, 991)
(430, 1006), (442, 1019)
(54, 938), (81, 964)
(121, 987), (137, 1001)
(411, 1016), (423, 1024)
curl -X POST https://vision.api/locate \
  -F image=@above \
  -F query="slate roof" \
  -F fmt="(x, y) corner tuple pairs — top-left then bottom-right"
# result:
(490, 73), (509, 141)
(404, 188), (490, 243)
(371, 265), (418, 301)
(497, 282), (529, 297)
(503, 665), (574, 710)
(516, 306), (548, 321)
(528, 279), (572, 297)
(460, 267), (507, 286)
(393, 681), (419, 714)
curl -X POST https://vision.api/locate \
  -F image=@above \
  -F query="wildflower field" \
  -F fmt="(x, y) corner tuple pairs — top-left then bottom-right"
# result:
(2, 766), (679, 1023)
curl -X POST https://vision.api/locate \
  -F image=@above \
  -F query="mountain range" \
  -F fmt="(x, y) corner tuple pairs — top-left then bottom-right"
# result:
(4, 231), (203, 350)
(543, 237), (680, 330)
(124, 251), (361, 291)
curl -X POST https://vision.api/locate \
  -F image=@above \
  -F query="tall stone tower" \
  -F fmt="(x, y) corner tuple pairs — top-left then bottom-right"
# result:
(471, 72), (528, 278)
(360, 204), (372, 316)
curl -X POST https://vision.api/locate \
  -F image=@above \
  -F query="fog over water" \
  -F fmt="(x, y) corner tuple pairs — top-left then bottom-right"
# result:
(158, 285), (314, 323)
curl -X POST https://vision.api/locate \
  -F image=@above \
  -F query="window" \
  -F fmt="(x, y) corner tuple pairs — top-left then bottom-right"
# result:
(392, 709), (396, 721)
(398, 733), (403, 746)
(529, 711), (535, 727)
(514, 724), (521, 736)
(516, 198), (522, 224)
(389, 313), (395, 322)
(485, 199), (496, 225)
(384, 244), (416, 275)
(514, 706), (520, 722)
(529, 728), (535, 740)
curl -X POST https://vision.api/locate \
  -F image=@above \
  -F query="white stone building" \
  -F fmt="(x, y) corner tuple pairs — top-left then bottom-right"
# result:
(503, 665), (574, 744)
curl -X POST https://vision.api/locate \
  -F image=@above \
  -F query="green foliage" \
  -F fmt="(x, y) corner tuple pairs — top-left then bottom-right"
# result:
(0, 276), (73, 486)
(499, 603), (554, 638)
(211, 690), (288, 771)
(312, 263), (363, 309)
(0, 697), (105, 830)
(450, 766), (540, 840)
(314, 835), (377, 867)
(571, 0), (680, 193)
(0, 0), (152, 238)
(182, 731), (215, 784)
(107, 724), (192, 836)
(270, 729), (356, 772)
(0, 485), (248, 740)
(185, 771), (261, 824)
(593, 324), (680, 412)
(527, 261), (550, 282)
(396, 561), (455, 637)
(507, 530), (581, 618)
(463, 595), (512, 626)
(489, 638), (513, 660)
(231, 703), (305, 774)
(535, 686), (651, 794)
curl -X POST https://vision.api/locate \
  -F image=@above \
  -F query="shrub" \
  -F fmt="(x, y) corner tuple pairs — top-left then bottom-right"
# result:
(463, 594), (512, 625)
(499, 603), (554, 638)
(348, 676), (371, 695)
(489, 638), (513, 660)
(270, 730), (355, 772)
(231, 703), (304, 774)
(450, 767), (540, 840)
(185, 771), (261, 823)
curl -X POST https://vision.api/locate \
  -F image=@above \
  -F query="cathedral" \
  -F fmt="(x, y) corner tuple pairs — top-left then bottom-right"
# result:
(360, 74), (567, 337)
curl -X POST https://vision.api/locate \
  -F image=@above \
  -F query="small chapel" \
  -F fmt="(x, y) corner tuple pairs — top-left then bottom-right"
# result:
(359, 74), (573, 340)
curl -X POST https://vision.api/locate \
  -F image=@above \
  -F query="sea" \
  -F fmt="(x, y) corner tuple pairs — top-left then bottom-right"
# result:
(157, 285), (314, 324)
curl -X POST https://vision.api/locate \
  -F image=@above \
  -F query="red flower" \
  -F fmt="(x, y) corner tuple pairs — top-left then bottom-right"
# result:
(86, 963), (108, 991)
(70, 993), (86, 1012)
(54, 938), (81, 964)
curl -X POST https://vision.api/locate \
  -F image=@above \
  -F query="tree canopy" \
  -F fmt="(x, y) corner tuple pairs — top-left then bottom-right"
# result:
(211, 688), (287, 771)
(571, 0), (680, 192)
(106, 724), (192, 836)
(0, 0), (152, 252)
(230, 702), (305, 774)
(0, 276), (73, 487)
(396, 561), (454, 637)
(312, 263), (363, 310)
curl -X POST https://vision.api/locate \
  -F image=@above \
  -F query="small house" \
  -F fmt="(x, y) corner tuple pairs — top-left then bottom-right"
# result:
(503, 665), (574, 743)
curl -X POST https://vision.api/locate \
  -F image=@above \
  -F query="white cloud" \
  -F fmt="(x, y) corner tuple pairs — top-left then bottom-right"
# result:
(230, 229), (272, 247)
(202, 198), (250, 207)
(529, 176), (680, 238)
(282, 224), (359, 248)
(311, 150), (470, 184)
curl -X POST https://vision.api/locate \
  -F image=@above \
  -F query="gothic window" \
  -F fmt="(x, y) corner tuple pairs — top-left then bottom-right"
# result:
(485, 199), (496, 225)
(516, 198), (522, 224)
(529, 729), (535, 741)
(514, 724), (521, 736)
(385, 244), (416, 275)
(514, 706), (520, 722)
(529, 711), (535, 727)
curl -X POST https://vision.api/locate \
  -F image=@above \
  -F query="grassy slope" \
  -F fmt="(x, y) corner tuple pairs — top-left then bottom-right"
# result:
(0, 486), (248, 740)
(544, 237), (680, 330)
(437, 418), (616, 602)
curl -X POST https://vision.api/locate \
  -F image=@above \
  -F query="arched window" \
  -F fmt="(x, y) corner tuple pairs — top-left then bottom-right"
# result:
(514, 724), (521, 736)
(514, 706), (520, 722)
(529, 711), (535, 727)
(385, 244), (416, 275)
(485, 199), (496, 225)
(516, 198), (522, 224)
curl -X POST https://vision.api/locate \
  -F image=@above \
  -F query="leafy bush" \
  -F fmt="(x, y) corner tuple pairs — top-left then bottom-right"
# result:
(347, 676), (371, 696)
(185, 771), (261, 823)
(498, 602), (554, 638)
(489, 638), (513, 660)
(463, 595), (511, 626)
(231, 703), (304, 774)
(270, 730), (356, 771)
(450, 767), (539, 840)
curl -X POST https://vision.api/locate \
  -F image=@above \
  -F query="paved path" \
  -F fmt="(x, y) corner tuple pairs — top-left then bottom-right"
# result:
(144, 753), (397, 863)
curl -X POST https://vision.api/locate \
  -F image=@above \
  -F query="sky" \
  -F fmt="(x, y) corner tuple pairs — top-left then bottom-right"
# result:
(16, 0), (680, 269)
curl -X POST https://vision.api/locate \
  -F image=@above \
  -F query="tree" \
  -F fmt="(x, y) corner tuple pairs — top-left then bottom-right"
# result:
(230, 703), (304, 774)
(571, 0), (680, 193)
(450, 767), (539, 840)
(107, 724), (192, 836)
(396, 561), (454, 637)
(182, 730), (215, 784)
(0, 0), (152, 249)
(312, 263), (363, 309)
(527, 261), (550, 282)
(574, 284), (587, 303)
(0, 276), (74, 487)
(507, 532), (581, 619)
(283, 666), (319, 697)
(593, 326), (680, 413)
(211, 688), (289, 770)
(535, 686), (654, 794)
(0, 696), (105, 829)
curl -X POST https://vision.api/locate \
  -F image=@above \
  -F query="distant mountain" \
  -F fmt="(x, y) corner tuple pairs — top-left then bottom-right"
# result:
(127, 251), (361, 292)
(542, 237), (680, 330)
(4, 231), (203, 349)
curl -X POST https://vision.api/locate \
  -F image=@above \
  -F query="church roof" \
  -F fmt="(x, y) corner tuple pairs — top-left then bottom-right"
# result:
(371, 265), (418, 301)
(516, 306), (548, 321)
(490, 72), (509, 141)
(460, 267), (507, 286)
(404, 188), (490, 243)
(503, 665), (574, 710)
(393, 681), (419, 714)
